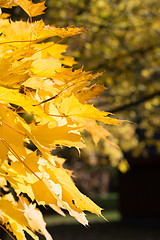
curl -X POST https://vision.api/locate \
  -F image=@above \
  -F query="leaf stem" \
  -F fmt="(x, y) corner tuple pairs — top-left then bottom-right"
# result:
(29, 16), (33, 50)
(17, 195), (25, 209)
(2, 121), (26, 136)
(33, 38), (65, 55)
(0, 40), (37, 45)
(0, 224), (16, 240)
(0, 138), (41, 181)
(33, 79), (77, 106)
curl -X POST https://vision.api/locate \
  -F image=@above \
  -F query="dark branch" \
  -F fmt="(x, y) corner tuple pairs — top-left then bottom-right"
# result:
(106, 91), (160, 113)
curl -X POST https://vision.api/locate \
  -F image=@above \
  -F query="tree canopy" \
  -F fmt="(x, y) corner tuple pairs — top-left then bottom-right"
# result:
(46, 0), (160, 168)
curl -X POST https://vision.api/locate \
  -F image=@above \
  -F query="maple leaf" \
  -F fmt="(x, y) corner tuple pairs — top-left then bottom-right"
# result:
(83, 120), (112, 145)
(0, 0), (46, 17)
(31, 58), (62, 77)
(0, 197), (39, 240)
(76, 83), (106, 103)
(30, 123), (84, 149)
(1, 19), (88, 51)
(0, 58), (32, 88)
(15, 0), (46, 17)
(58, 94), (121, 126)
(23, 202), (52, 240)
(0, 104), (26, 161)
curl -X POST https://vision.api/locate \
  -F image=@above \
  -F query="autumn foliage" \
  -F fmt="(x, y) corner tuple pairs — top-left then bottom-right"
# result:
(0, 1), (120, 239)
(46, 0), (160, 166)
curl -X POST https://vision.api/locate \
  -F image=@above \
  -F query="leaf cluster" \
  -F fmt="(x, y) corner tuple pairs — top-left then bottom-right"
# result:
(0, 1), (120, 239)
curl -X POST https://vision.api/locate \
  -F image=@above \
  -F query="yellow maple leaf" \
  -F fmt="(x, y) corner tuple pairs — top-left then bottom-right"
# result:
(1, 20), (87, 51)
(51, 166), (103, 216)
(58, 94), (121, 125)
(30, 123), (84, 149)
(32, 42), (68, 59)
(15, 0), (46, 17)
(0, 58), (32, 88)
(0, 0), (46, 17)
(0, 197), (38, 240)
(23, 202), (52, 240)
(31, 58), (62, 77)
(0, 104), (26, 161)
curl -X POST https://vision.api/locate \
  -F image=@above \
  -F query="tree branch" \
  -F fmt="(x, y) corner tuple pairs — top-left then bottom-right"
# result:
(105, 91), (160, 113)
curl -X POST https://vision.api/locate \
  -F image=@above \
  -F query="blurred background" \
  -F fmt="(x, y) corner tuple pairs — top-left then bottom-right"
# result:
(1, 0), (160, 239)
